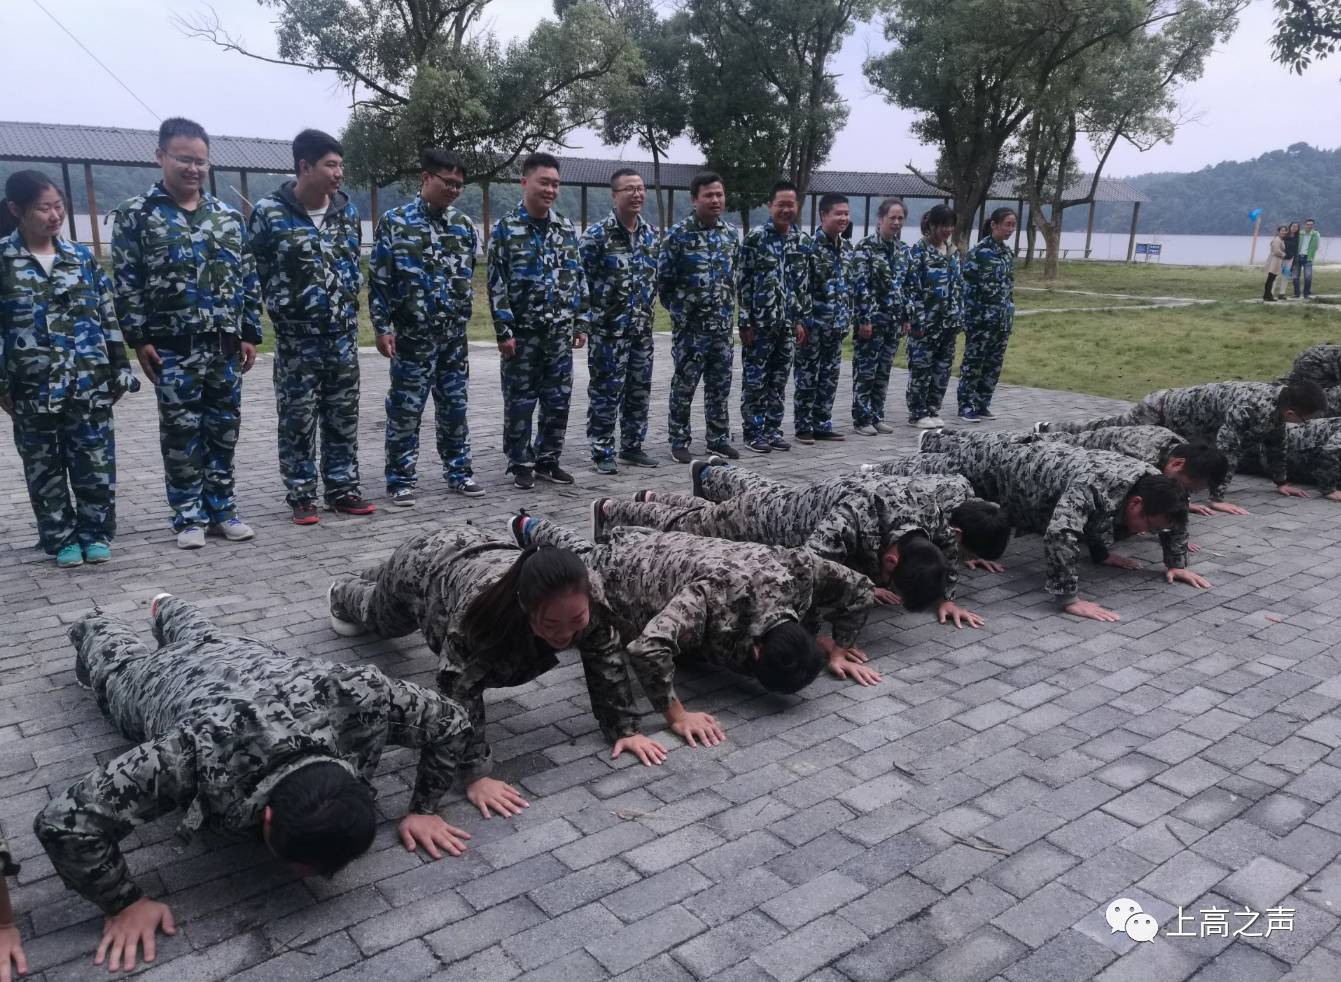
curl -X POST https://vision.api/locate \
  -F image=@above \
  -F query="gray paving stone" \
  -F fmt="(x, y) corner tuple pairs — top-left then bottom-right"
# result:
(834, 919), (942, 982)
(601, 864), (712, 923)
(502, 901), (625, 971)
(921, 926), (1030, 982)
(1001, 930), (1116, 982)
(1186, 944), (1291, 982)
(681, 867), (793, 928)
(586, 904), (707, 975)
(991, 882), (1092, 947)
(670, 910), (783, 978)
(751, 914), (868, 982)
(527, 859), (641, 917)
(836, 873), (943, 936)
(1218, 857), (1309, 911)
(984, 840), (1082, 899)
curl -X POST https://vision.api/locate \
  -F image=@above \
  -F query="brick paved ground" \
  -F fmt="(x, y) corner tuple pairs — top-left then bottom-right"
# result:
(4, 337), (1341, 981)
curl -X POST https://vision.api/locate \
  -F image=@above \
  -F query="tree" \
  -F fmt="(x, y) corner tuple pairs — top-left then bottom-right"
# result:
(177, 1), (639, 186)
(1272, 0), (1341, 72)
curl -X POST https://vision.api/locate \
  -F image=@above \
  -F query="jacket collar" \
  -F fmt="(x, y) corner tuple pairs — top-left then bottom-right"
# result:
(276, 180), (350, 220)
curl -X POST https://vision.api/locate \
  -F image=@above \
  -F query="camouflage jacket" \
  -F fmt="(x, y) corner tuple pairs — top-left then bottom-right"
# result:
(0, 233), (135, 412)
(37, 612), (475, 915)
(110, 183), (263, 347)
(487, 202), (588, 344)
(737, 221), (809, 334)
(807, 230), (859, 334)
(402, 525), (644, 747)
(853, 232), (911, 327)
(579, 210), (659, 336)
(589, 528), (873, 709)
(247, 182), (362, 335)
(962, 236), (1014, 322)
(1037, 425), (1186, 469)
(882, 441), (1189, 605)
(0, 824), (16, 877)
(903, 237), (963, 337)
(1282, 343), (1341, 388)
(1246, 418), (1341, 494)
(369, 196), (477, 340)
(656, 213), (739, 331)
(1155, 382), (1286, 498)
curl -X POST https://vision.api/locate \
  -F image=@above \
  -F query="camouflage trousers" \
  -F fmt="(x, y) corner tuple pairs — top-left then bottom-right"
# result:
(793, 326), (846, 435)
(12, 402), (116, 553)
(851, 321), (901, 428)
(1050, 390), (1167, 434)
(500, 326), (572, 471)
(587, 325), (654, 462)
(603, 464), (794, 544)
(956, 309), (1012, 413)
(386, 331), (472, 489)
(668, 321), (733, 449)
(152, 336), (241, 532)
(1326, 386), (1341, 417)
(740, 321), (794, 442)
(275, 330), (361, 505)
(905, 325), (959, 421)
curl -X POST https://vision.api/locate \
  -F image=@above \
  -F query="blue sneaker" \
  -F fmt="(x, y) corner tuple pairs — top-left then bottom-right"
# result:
(958, 408), (981, 422)
(56, 543), (83, 568)
(83, 542), (111, 564)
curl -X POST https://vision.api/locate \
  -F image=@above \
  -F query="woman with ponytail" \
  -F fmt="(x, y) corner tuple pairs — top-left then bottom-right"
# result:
(957, 207), (1018, 422)
(328, 522), (667, 816)
(1, 170), (139, 567)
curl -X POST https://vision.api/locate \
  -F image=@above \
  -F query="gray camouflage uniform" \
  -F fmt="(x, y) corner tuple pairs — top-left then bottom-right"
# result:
(329, 524), (650, 754)
(35, 597), (475, 915)
(1282, 344), (1341, 389)
(1032, 425), (1187, 470)
(524, 520), (874, 709)
(1240, 417), (1341, 494)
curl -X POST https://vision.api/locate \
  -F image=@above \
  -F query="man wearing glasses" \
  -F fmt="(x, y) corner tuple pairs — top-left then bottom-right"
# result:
(370, 148), (484, 504)
(110, 117), (263, 550)
(578, 168), (660, 475)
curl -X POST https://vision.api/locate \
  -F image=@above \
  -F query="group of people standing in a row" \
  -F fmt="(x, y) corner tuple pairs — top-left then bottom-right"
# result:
(0, 117), (1020, 567)
(1264, 218), (1321, 300)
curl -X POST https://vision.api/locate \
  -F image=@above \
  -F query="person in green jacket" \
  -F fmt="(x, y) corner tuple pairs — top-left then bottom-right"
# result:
(1294, 218), (1320, 299)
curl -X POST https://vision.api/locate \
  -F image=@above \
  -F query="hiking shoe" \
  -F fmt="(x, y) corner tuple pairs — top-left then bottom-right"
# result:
(691, 455), (725, 499)
(176, 526), (206, 549)
(593, 458), (618, 476)
(292, 501), (320, 525)
(56, 543), (83, 568)
(329, 494), (376, 514)
(745, 437), (772, 454)
(618, 448), (659, 468)
(449, 478), (486, 497)
(958, 408), (981, 423)
(208, 518), (255, 542)
(83, 542), (111, 564)
(854, 424), (878, 436)
(874, 421), (895, 434)
(670, 446), (692, 464)
(507, 510), (530, 546)
(768, 435), (792, 451)
(513, 468), (535, 490)
(535, 462), (575, 485)
(328, 582), (363, 638)
(977, 408), (996, 419)
(794, 431), (815, 445)
(912, 417), (939, 429)
(389, 487), (416, 507)
(1032, 421), (1051, 434)
(813, 430), (846, 441)
(590, 498), (610, 541)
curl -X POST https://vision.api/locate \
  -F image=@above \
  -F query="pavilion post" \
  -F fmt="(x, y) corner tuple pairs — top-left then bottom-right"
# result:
(580, 184), (588, 228)
(1014, 198), (1024, 255)
(863, 195), (872, 238)
(1083, 200), (1096, 259)
(1125, 201), (1141, 262)
(369, 184), (379, 223)
(60, 161), (78, 241)
(83, 163), (102, 259)
(481, 181), (492, 246)
(238, 170), (252, 219)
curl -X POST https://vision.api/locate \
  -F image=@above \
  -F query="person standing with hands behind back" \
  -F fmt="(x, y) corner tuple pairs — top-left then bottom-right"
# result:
(110, 117), (262, 550)
(904, 205), (964, 429)
(957, 207), (1017, 421)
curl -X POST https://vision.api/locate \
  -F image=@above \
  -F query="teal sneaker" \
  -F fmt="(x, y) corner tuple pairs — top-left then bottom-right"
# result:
(83, 542), (111, 564)
(56, 543), (84, 568)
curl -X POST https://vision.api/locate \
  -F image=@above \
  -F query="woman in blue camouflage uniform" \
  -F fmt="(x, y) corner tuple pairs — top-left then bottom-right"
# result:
(957, 207), (1017, 422)
(1, 171), (138, 567)
(903, 204), (964, 428)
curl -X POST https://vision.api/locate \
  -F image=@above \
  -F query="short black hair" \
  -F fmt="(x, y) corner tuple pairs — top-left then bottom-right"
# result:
(266, 762), (376, 876)
(690, 171), (724, 198)
(818, 193), (849, 216)
(950, 499), (1010, 560)
(1127, 474), (1188, 524)
(609, 166), (641, 189)
(522, 151), (561, 176)
(421, 148), (465, 177)
(158, 117), (209, 149)
(876, 197), (906, 219)
(755, 621), (824, 694)
(891, 530), (948, 611)
(1280, 380), (1327, 417)
(1167, 442), (1229, 489)
(926, 204), (956, 228)
(293, 129), (342, 174)
(769, 180), (799, 202)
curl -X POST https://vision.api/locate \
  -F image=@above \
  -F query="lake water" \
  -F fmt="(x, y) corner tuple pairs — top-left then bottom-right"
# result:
(63, 214), (1336, 268)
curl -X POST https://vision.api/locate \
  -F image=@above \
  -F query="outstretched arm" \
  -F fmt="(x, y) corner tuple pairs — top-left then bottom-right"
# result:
(625, 583), (725, 748)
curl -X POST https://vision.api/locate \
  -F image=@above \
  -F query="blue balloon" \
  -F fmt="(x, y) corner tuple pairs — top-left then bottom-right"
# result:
(1248, 208), (1262, 221)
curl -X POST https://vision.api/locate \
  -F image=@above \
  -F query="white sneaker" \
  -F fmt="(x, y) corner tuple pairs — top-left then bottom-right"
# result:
(859, 463), (877, 475)
(854, 424), (878, 436)
(926, 416), (947, 427)
(150, 592), (173, 620)
(1032, 421), (1051, 434)
(328, 582), (363, 637)
(176, 527), (205, 549)
(208, 518), (255, 542)
(913, 417), (940, 430)
(874, 421), (895, 434)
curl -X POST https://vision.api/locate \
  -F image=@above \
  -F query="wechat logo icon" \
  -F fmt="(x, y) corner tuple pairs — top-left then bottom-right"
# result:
(1106, 898), (1160, 943)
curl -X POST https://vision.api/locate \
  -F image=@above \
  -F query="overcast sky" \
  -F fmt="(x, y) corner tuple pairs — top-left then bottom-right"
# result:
(7, 0), (1340, 177)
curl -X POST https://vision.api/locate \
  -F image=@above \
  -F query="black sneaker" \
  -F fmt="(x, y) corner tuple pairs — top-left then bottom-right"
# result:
(513, 468), (535, 490)
(590, 498), (609, 541)
(794, 431), (815, 445)
(389, 488), (416, 507)
(691, 455), (725, 498)
(977, 408), (996, 419)
(535, 462), (575, 485)
(449, 478), (486, 497)
(593, 458), (618, 476)
(768, 435), (792, 451)
(670, 446), (692, 464)
(292, 501), (320, 525)
(813, 430), (846, 442)
(328, 493), (376, 514)
(706, 442), (740, 460)
(618, 448), (659, 468)
(744, 438), (771, 454)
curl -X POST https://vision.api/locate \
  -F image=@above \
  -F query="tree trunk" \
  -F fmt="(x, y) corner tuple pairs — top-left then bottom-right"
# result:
(650, 140), (666, 229)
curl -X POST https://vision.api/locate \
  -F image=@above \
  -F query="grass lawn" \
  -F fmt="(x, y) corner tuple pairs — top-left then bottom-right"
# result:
(252, 259), (1339, 403)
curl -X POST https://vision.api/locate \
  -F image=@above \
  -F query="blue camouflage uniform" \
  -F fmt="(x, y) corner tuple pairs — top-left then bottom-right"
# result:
(248, 182), (364, 505)
(738, 221), (809, 444)
(370, 196), (478, 490)
(795, 228), (857, 436)
(487, 202), (588, 473)
(903, 237), (964, 422)
(579, 210), (658, 463)
(110, 183), (263, 532)
(957, 235), (1014, 414)
(851, 232), (910, 428)
(657, 213), (740, 450)
(1, 232), (137, 553)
